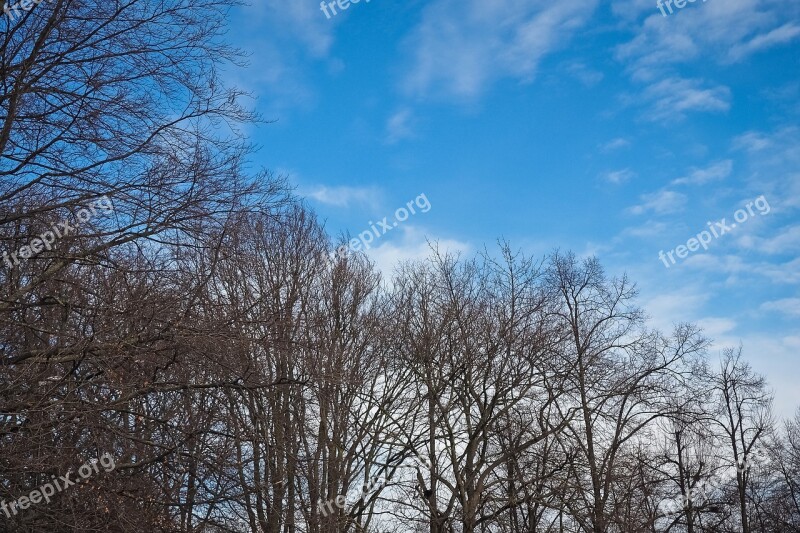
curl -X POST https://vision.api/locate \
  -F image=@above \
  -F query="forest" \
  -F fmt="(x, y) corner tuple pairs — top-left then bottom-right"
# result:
(1, 1), (798, 532)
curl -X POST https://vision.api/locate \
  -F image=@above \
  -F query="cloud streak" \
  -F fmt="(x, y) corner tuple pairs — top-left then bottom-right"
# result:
(306, 185), (381, 208)
(401, 0), (598, 100)
(628, 190), (688, 215)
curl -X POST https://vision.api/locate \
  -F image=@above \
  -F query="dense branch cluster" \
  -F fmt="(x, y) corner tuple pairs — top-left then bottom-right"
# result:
(1, 1), (798, 532)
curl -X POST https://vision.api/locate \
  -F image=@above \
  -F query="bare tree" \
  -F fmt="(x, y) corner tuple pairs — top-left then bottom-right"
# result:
(709, 347), (775, 533)
(545, 252), (708, 533)
(379, 245), (574, 533)
(0, 0), (289, 529)
(763, 408), (800, 531)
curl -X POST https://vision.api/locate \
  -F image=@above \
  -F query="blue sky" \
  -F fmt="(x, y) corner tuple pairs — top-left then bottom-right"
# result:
(227, 0), (799, 415)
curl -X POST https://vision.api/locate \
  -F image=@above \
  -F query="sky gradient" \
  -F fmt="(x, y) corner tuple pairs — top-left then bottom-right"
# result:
(226, 0), (800, 416)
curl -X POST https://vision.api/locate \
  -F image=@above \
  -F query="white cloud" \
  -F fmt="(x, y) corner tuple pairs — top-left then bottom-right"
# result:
(782, 174), (800, 210)
(640, 287), (710, 332)
(616, 0), (800, 75)
(729, 23), (800, 61)
(688, 255), (800, 284)
(760, 257), (800, 284)
(600, 138), (631, 151)
(621, 220), (670, 239)
(742, 226), (800, 255)
(641, 78), (731, 121)
(613, 0), (799, 119)
(610, 0), (656, 21)
(366, 226), (472, 277)
(732, 131), (773, 153)
(225, 1), (341, 114)
(401, 0), (598, 100)
(671, 160), (733, 186)
(702, 331), (800, 419)
(731, 128), (800, 212)
(566, 62), (604, 86)
(306, 185), (381, 208)
(628, 190), (687, 215)
(696, 316), (739, 340)
(760, 298), (800, 317)
(639, 281), (799, 418)
(251, 1), (335, 58)
(604, 169), (636, 184)
(386, 109), (416, 144)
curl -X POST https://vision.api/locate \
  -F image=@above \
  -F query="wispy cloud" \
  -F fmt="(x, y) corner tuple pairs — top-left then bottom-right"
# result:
(603, 169), (636, 184)
(729, 23), (800, 61)
(620, 220), (670, 238)
(386, 109), (416, 144)
(739, 226), (800, 255)
(760, 257), (800, 284)
(401, 0), (597, 100)
(641, 77), (731, 121)
(367, 227), (472, 276)
(612, 0), (799, 121)
(640, 286), (711, 333)
(671, 160), (733, 186)
(730, 127), (800, 210)
(250, 0), (335, 58)
(628, 190), (687, 215)
(733, 131), (773, 153)
(306, 185), (381, 208)
(566, 62), (604, 87)
(761, 298), (800, 317)
(225, 1), (340, 113)
(696, 316), (738, 340)
(615, 0), (800, 76)
(610, 0), (659, 21)
(600, 138), (631, 152)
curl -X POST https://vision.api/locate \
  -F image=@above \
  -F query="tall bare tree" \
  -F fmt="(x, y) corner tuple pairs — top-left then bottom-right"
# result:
(709, 347), (774, 533)
(545, 252), (708, 533)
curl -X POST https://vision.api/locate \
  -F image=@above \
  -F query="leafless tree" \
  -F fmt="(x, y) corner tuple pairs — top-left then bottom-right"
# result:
(708, 347), (775, 533)
(545, 252), (708, 533)
(1, 0), (288, 529)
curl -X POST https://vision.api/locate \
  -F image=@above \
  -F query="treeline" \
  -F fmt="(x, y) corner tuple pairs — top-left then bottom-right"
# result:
(1, 1), (799, 532)
(2, 184), (800, 533)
